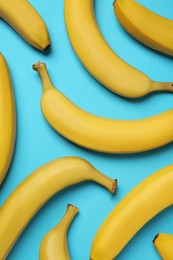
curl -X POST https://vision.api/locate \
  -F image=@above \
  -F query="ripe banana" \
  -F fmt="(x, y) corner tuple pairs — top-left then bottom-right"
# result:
(114, 0), (173, 56)
(64, 0), (173, 98)
(90, 165), (173, 260)
(0, 0), (50, 51)
(153, 233), (173, 260)
(0, 53), (16, 185)
(40, 204), (79, 260)
(33, 61), (173, 154)
(0, 156), (116, 259)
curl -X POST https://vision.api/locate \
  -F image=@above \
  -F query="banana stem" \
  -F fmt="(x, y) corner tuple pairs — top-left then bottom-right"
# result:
(55, 204), (79, 232)
(152, 81), (173, 92)
(32, 62), (53, 92)
(92, 169), (117, 194)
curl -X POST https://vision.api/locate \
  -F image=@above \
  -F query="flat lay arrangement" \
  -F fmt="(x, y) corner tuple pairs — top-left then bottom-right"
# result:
(0, 0), (173, 259)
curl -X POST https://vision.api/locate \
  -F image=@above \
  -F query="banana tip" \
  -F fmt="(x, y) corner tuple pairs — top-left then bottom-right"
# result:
(112, 179), (118, 194)
(43, 44), (51, 52)
(67, 204), (79, 212)
(152, 233), (159, 244)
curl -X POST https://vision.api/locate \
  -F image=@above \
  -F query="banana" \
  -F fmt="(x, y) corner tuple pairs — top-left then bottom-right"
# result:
(0, 0), (50, 51)
(0, 53), (16, 185)
(64, 0), (173, 98)
(0, 156), (117, 259)
(40, 204), (79, 260)
(153, 233), (173, 260)
(90, 165), (173, 260)
(33, 61), (173, 154)
(114, 0), (173, 56)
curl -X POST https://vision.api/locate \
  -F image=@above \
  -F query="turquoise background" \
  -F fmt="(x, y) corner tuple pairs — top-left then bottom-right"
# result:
(1, 0), (173, 259)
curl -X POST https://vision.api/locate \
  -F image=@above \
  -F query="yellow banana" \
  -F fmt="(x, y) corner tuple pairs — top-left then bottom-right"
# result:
(0, 156), (116, 259)
(153, 233), (173, 260)
(40, 204), (79, 260)
(33, 61), (173, 154)
(0, 0), (50, 51)
(114, 0), (173, 56)
(0, 53), (16, 185)
(90, 165), (173, 260)
(64, 0), (173, 98)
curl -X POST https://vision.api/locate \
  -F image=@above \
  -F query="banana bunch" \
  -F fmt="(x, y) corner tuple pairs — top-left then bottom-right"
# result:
(0, 156), (117, 259)
(114, 0), (173, 56)
(40, 204), (79, 260)
(0, 53), (16, 185)
(90, 165), (173, 260)
(0, 0), (50, 51)
(64, 0), (173, 98)
(153, 233), (173, 260)
(1, 0), (173, 259)
(33, 61), (173, 154)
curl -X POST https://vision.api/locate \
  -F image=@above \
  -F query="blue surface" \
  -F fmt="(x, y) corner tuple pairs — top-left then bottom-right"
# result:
(0, 0), (173, 259)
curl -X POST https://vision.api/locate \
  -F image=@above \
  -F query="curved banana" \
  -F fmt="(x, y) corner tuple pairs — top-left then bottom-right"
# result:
(40, 204), (79, 260)
(0, 156), (117, 259)
(114, 0), (173, 56)
(33, 61), (173, 154)
(0, 53), (16, 185)
(64, 0), (173, 98)
(153, 233), (173, 260)
(0, 0), (50, 51)
(90, 165), (173, 260)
